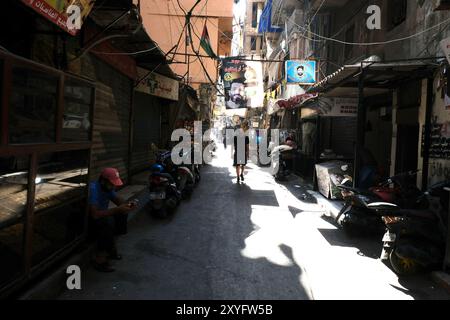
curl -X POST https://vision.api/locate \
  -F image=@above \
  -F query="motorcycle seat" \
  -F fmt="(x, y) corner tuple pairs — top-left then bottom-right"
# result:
(367, 202), (399, 212)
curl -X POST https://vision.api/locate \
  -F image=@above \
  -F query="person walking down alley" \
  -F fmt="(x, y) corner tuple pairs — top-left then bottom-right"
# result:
(89, 168), (136, 272)
(233, 122), (250, 183)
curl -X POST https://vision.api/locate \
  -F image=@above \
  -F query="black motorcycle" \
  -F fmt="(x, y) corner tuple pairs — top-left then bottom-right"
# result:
(335, 170), (428, 237)
(158, 150), (196, 200)
(147, 169), (181, 219)
(335, 184), (392, 236)
(372, 180), (450, 275)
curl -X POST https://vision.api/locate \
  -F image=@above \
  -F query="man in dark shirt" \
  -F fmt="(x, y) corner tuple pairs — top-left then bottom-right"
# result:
(89, 168), (135, 272)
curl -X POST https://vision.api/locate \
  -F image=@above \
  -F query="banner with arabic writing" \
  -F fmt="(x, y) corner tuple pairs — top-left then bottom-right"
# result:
(21, 0), (95, 35)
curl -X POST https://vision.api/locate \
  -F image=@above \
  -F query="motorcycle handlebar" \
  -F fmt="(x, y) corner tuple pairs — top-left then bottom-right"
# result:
(378, 169), (420, 187)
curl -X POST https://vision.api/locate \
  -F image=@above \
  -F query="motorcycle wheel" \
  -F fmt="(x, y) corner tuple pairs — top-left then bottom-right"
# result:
(341, 220), (360, 237)
(389, 250), (419, 276)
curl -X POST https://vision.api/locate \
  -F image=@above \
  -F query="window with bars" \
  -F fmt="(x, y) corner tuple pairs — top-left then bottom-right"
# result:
(249, 36), (263, 53)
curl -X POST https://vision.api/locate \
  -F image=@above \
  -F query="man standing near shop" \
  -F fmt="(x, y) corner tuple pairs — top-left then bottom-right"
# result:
(89, 168), (136, 272)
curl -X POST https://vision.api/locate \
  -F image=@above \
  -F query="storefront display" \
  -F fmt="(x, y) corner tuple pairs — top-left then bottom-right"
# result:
(0, 51), (94, 296)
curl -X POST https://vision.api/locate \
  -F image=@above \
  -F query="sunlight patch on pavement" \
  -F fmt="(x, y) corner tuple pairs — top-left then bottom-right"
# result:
(240, 205), (295, 267)
(288, 213), (415, 300)
(213, 145), (416, 300)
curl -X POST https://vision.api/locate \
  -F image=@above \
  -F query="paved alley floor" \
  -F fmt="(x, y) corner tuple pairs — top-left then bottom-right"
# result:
(59, 146), (450, 300)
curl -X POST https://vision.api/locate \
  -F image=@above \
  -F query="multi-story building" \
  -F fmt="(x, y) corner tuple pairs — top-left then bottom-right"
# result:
(140, 0), (233, 90)
(260, 0), (450, 191)
(242, 0), (265, 56)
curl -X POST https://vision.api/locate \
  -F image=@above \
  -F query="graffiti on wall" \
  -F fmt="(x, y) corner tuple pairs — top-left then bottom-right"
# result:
(422, 122), (450, 159)
(430, 160), (450, 179)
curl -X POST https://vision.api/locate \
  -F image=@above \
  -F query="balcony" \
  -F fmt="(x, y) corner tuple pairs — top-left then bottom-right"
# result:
(271, 0), (303, 28)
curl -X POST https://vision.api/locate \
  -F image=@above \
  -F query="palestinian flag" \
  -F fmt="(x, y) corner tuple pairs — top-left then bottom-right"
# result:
(200, 24), (217, 59)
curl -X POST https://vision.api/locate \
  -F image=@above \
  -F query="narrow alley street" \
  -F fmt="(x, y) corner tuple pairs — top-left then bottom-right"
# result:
(59, 147), (450, 300)
(2, 0), (450, 303)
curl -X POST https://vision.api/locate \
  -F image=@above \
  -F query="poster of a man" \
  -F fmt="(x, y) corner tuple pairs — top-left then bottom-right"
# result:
(221, 58), (263, 110)
(226, 80), (246, 109)
(286, 60), (316, 84)
(222, 59), (248, 109)
(296, 65), (305, 78)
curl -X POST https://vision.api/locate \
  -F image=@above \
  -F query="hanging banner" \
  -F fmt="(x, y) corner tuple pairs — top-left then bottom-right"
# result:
(21, 0), (96, 36)
(441, 37), (450, 64)
(285, 60), (317, 85)
(136, 68), (179, 101)
(303, 98), (357, 117)
(221, 58), (264, 109)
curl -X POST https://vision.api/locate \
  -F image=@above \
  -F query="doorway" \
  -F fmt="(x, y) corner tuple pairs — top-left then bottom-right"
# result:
(395, 124), (419, 176)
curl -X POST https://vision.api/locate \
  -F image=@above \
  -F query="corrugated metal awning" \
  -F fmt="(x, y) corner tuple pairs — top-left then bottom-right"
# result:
(308, 60), (438, 96)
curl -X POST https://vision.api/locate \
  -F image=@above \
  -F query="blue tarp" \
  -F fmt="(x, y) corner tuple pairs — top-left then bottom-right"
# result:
(258, 0), (283, 33)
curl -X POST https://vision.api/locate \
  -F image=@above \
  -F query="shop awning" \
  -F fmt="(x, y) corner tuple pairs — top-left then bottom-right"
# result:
(307, 60), (439, 97)
(87, 2), (175, 80)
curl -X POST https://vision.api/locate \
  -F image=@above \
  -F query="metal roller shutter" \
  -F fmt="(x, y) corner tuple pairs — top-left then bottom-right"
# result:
(90, 58), (132, 183)
(131, 92), (161, 173)
(330, 117), (357, 157)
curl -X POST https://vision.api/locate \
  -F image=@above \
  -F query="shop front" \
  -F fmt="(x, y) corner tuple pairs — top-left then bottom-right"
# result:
(0, 51), (94, 297)
(132, 68), (179, 173)
(307, 60), (438, 189)
(295, 97), (359, 185)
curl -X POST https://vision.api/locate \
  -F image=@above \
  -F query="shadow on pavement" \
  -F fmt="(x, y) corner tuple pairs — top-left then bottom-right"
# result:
(316, 226), (383, 259)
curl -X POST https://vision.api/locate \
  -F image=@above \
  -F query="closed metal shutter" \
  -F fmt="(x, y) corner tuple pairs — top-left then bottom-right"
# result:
(131, 91), (161, 173)
(90, 58), (132, 183)
(330, 117), (357, 157)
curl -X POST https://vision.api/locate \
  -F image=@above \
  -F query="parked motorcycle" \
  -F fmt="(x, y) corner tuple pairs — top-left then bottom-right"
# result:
(157, 150), (196, 200)
(335, 170), (428, 236)
(335, 183), (392, 236)
(188, 146), (201, 184)
(372, 180), (450, 275)
(147, 164), (181, 218)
